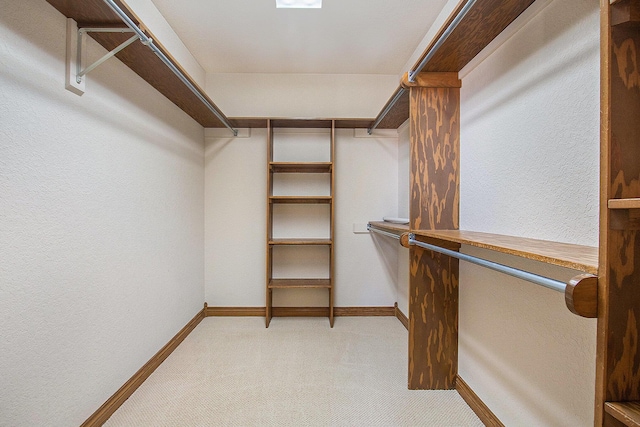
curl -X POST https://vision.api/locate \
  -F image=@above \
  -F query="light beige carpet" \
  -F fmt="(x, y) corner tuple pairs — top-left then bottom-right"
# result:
(105, 317), (482, 426)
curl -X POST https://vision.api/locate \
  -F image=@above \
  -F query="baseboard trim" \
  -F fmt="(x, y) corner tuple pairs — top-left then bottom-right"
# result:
(81, 307), (205, 427)
(206, 306), (265, 316)
(335, 306), (395, 316)
(205, 306), (395, 317)
(456, 376), (504, 427)
(394, 303), (409, 330)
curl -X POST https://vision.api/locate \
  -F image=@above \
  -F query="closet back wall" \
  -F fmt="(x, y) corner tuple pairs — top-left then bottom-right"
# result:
(204, 128), (400, 309)
(0, 1), (205, 426)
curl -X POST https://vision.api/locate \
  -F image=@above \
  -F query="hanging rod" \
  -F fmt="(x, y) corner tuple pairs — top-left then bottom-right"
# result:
(368, 0), (478, 134)
(408, 234), (567, 293)
(367, 224), (402, 240)
(102, 0), (238, 136)
(367, 87), (407, 135)
(407, 0), (479, 82)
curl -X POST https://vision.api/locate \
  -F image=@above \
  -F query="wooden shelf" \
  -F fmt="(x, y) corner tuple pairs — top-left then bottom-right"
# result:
(269, 196), (332, 204)
(609, 198), (640, 209)
(374, 0), (538, 130)
(368, 221), (410, 235)
(268, 279), (332, 289)
(270, 162), (332, 173)
(605, 402), (640, 427)
(269, 239), (332, 246)
(45, 0), (231, 128)
(411, 230), (598, 275)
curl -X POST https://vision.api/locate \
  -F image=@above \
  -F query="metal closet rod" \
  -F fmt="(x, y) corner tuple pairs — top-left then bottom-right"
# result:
(408, 235), (567, 293)
(102, 0), (238, 136)
(367, 224), (402, 240)
(368, 0), (478, 134)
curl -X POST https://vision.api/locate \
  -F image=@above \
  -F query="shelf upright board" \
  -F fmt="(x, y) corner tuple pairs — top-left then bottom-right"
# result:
(265, 120), (335, 327)
(599, 0), (640, 424)
(406, 73), (462, 390)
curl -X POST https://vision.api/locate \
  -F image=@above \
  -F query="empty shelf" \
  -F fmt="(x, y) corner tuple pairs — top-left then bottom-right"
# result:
(411, 230), (598, 275)
(269, 239), (332, 245)
(270, 162), (332, 173)
(368, 221), (410, 235)
(269, 196), (332, 204)
(609, 198), (640, 209)
(268, 279), (332, 289)
(605, 402), (640, 427)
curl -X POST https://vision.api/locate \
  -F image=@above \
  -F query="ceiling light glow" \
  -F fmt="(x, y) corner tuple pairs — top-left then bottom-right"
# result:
(276, 0), (322, 8)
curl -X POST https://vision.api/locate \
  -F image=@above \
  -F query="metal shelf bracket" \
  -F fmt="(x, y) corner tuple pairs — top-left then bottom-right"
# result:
(76, 27), (138, 84)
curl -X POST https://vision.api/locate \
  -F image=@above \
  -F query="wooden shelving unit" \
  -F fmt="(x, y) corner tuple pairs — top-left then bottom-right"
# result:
(265, 119), (335, 328)
(599, 0), (640, 424)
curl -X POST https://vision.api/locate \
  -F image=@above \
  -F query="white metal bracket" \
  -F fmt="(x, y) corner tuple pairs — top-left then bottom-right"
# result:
(65, 18), (140, 95)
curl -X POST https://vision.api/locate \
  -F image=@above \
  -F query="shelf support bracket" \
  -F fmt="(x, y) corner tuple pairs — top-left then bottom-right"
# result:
(76, 28), (139, 84)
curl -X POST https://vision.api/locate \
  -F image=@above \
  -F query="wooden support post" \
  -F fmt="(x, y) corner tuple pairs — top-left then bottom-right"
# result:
(405, 72), (461, 390)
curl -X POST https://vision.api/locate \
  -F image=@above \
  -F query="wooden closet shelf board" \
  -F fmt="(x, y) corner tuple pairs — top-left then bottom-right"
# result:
(228, 118), (376, 129)
(45, 0), (229, 128)
(605, 402), (640, 427)
(268, 279), (332, 289)
(609, 198), (640, 209)
(269, 196), (332, 204)
(368, 221), (410, 234)
(269, 239), (332, 245)
(374, 0), (537, 133)
(270, 162), (333, 173)
(412, 230), (598, 274)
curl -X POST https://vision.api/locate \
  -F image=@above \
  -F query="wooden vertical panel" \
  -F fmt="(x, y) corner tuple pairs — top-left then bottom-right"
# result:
(329, 120), (335, 327)
(409, 245), (459, 389)
(410, 86), (460, 231)
(598, 1), (640, 423)
(408, 80), (460, 390)
(597, 0), (613, 423)
(606, 21), (640, 401)
(266, 120), (273, 327)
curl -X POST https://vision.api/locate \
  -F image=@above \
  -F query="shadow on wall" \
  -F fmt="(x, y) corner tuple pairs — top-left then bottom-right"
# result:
(461, 0), (598, 125)
(369, 233), (400, 291)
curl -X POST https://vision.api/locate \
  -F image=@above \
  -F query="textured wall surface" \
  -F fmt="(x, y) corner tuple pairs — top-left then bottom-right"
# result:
(457, 0), (600, 423)
(204, 128), (400, 308)
(0, 2), (205, 425)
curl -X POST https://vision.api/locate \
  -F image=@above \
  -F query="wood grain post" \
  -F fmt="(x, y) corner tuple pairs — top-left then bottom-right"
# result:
(405, 72), (461, 390)
(598, 1), (640, 424)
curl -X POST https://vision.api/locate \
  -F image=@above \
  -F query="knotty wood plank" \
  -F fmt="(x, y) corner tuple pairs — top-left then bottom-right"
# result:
(408, 78), (460, 390)
(412, 230), (599, 274)
(606, 402), (640, 427)
(602, 21), (640, 408)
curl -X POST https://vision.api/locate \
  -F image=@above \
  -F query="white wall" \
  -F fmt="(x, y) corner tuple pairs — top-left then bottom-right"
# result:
(456, 0), (600, 424)
(0, 2), (205, 426)
(204, 128), (399, 308)
(206, 73), (399, 119)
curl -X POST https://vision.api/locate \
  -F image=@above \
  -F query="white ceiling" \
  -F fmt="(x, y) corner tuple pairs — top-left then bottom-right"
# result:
(149, 0), (448, 75)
